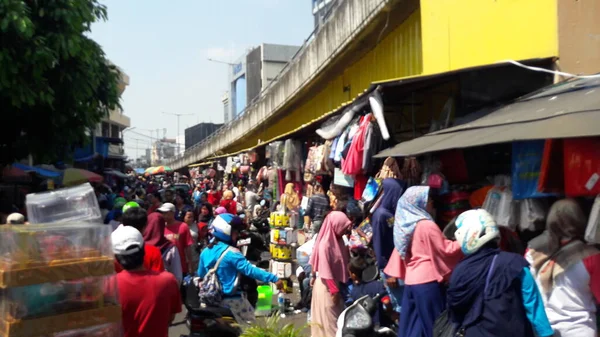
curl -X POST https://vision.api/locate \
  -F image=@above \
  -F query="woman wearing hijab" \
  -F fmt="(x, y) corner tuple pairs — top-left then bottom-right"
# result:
(144, 213), (183, 284)
(220, 190), (238, 215)
(214, 206), (228, 216)
(372, 178), (406, 313)
(309, 210), (353, 337)
(527, 199), (600, 337)
(280, 183), (300, 212)
(393, 186), (462, 337)
(447, 209), (553, 337)
(196, 203), (214, 250)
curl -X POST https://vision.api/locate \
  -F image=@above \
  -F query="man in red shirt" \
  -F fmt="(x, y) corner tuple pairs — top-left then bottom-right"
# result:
(146, 192), (162, 215)
(159, 202), (194, 276)
(115, 207), (164, 273)
(111, 226), (181, 337)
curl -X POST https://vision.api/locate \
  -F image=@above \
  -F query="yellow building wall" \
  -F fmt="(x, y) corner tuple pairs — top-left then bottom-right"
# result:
(223, 10), (423, 154)
(420, 0), (558, 74)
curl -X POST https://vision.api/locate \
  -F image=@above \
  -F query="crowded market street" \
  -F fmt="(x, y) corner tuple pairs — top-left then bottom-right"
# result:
(2, 1), (600, 337)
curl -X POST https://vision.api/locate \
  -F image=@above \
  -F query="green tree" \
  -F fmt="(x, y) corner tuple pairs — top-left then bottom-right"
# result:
(0, 0), (120, 165)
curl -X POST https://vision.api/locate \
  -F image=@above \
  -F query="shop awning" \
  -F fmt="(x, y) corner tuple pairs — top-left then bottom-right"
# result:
(12, 163), (61, 178)
(375, 77), (600, 158)
(104, 169), (129, 179)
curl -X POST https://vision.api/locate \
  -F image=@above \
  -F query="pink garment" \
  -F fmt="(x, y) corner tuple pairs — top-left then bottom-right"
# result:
(401, 220), (463, 285)
(310, 211), (352, 282)
(342, 115), (371, 175)
(214, 207), (227, 215)
(383, 248), (405, 278)
(324, 279), (340, 294)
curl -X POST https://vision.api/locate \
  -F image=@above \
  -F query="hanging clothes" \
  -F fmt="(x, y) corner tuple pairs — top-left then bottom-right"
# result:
(282, 139), (302, 181)
(334, 129), (348, 163)
(342, 114), (372, 176)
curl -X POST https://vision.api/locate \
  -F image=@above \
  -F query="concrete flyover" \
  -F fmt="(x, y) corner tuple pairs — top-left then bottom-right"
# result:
(168, 0), (398, 170)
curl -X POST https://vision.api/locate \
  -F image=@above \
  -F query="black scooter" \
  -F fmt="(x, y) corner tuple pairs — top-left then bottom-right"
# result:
(337, 294), (396, 337)
(237, 229), (270, 308)
(180, 278), (241, 337)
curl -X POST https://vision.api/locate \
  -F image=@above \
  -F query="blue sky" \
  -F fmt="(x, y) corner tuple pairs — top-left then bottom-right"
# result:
(91, 0), (313, 158)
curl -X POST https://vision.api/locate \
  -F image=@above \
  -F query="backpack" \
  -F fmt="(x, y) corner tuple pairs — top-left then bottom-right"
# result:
(198, 247), (232, 306)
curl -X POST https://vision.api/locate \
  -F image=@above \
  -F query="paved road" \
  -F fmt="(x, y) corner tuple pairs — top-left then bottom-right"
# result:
(168, 307), (309, 337)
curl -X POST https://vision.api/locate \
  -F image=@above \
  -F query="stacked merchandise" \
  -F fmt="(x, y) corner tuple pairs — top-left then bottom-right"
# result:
(268, 212), (297, 295)
(0, 184), (122, 337)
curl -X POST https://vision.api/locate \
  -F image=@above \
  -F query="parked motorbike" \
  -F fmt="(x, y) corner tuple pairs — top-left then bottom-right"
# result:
(181, 277), (241, 337)
(336, 294), (396, 337)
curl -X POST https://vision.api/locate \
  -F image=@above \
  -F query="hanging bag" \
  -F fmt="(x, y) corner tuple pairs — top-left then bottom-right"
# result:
(433, 255), (498, 337)
(198, 247), (232, 306)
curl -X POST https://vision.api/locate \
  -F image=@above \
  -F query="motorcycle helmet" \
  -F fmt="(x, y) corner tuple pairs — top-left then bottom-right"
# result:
(122, 201), (140, 213)
(211, 214), (244, 244)
(454, 209), (499, 255)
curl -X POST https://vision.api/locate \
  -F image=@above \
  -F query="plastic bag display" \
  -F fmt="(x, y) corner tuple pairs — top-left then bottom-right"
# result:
(483, 177), (519, 231)
(26, 184), (102, 224)
(586, 195), (600, 244)
(511, 141), (558, 200)
(1, 276), (118, 321)
(518, 199), (547, 232)
(563, 137), (600, 196)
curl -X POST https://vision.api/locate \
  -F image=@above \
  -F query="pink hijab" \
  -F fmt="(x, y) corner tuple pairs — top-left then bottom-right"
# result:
(309, 211), (352, 282)
(214, 207), (227, 215)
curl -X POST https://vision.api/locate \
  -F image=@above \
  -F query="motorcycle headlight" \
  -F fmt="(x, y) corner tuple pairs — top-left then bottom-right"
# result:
(344, 306), (371, 330)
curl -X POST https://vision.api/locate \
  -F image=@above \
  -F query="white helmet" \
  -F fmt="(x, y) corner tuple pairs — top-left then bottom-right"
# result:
(454, 209), (499, 255)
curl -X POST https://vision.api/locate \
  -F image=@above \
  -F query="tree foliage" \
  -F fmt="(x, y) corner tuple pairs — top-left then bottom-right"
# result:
(0, 0), (120, 165)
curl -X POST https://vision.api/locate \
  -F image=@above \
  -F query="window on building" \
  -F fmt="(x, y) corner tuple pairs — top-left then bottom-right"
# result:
(111, 124), (120, 139)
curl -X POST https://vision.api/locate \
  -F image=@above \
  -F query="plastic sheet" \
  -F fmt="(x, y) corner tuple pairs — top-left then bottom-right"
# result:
(511, 141), (557, 199)
(26, 184), (102, 224)
(0, 305), (121, 337)
(586, 195), (600, 244)
(0, 223), (113, 287)
(1, 276), (118, 321)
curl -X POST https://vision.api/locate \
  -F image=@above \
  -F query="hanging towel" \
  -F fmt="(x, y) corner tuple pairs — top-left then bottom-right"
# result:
(369, 91), (390, 140)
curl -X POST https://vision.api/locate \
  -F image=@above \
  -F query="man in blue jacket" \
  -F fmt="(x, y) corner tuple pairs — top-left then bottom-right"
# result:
(198, 213), (282, 324)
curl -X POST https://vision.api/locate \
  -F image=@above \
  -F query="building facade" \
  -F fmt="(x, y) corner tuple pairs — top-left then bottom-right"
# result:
(185, 123), (224, 150)
(75, 67), (131, 172)
(225, 44), (300, 123)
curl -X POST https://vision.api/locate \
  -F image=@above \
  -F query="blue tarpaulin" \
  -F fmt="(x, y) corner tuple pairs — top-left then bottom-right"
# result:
(12, 163), (61, 178)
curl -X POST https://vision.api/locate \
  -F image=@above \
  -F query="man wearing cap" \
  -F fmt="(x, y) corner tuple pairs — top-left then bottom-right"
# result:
(112, 226), (181, 337)
(114, 207), (164, 273)
(159, 202), (194, 276)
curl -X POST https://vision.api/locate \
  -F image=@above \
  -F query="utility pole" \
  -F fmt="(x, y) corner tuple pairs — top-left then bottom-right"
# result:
(162, 112), (192, 157)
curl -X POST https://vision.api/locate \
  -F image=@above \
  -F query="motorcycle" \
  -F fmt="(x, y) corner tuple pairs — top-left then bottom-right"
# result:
(336, 294), (396, 337)
(237, 229), (270, 308)
(181, 277), (241, 337)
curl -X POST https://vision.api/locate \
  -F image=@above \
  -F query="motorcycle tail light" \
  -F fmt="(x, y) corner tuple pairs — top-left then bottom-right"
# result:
(190, 318), (206, 330)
